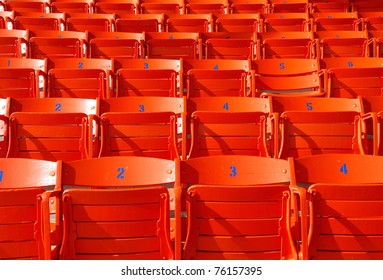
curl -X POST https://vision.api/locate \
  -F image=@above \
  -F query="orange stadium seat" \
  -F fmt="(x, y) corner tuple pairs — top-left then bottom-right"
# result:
(145, 32), (201, 59)
(274, 97), (367, 159)
(98, 97), (184, 159)
(66, 13), (115, 32)
(258, 31), (315, 59)
(4, 0), (50, 13)
(51, 0), (93, 14)
(166, 14), (213, 32)
(115, 14), (164, 32)
(180, 155), (306, 260)
(260, 13), (311, 32)
(184, 0), (228, 14)
(294, 154), (383, 259)
(13, 13), (66, 32)
(29, 30), (87, 60)
(310, 0), (350, 13)
(88, 32), (143, 59)
(228, 0), (268, 14)
(214, 13), (260, 32)
(47, 58), (113, 98)
(60, 156), (175, 260)
(139, 0), (183, 14)
(0, 29), (29, 58)
(270, 0), (309, 13)
(251, 58), (326, 97)
(311, 11), (360, 31)
(0, 158), (61, 259)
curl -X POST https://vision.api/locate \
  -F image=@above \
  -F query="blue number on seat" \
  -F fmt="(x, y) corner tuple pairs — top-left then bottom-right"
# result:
(347, 61), (354, 68)
(55, 103), (62, 112)
(306, 102), (313, 111)
(214, 64), (219, 70)
(279, 62), (285, 70)
(144, 62), (149, 69)
(0, 170), (3, 182)
(222, 102), (229, 111)
(117, 167), (125, 179)
(78, 62), (84, 69)
(7, 60), (10, 67)
(230, 166), (237, 177)
(139, 104), (145, 112)
(340, 163), (348, 175)
(169, 36), (173, 40)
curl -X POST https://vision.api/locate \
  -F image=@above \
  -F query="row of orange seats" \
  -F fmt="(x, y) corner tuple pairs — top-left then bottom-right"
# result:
(1, 153), (383, 260)
(0, 95), (382, 161)
(3, 57), (383, 100)
(1, 0), (383, 15)
(3, 11), (383, 33)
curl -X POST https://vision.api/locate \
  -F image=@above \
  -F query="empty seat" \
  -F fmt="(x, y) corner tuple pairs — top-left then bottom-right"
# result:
(13, 13), (66, 33)
(184, 0), (228, 14)
(0, 29), (29, 58)
(47, 58), (113, 98)
(0, 158), (61, 259)
(270, 0), (309, 13)
(294, 153), (383, 259)
(0, 57), (46, 98)
(145, 32), (201, 59)
(4, 0), (50, 13)
(251, 58), (325, 97)
(98, 97), (184, 159)
(60, 156), (175, 260)
(180, 155), (306, 260)
(95, 1), (136, 17)
(66, 13), (115, 32)
(228, 0), (268, 14)
(261, 13), (311, 32)
(311, 0), (350, 13)
(275, 97), (366, 159)
(51, 0), (93, 14)
(140, 0), (182, 14)
(183, 58), (251, 98)
(315, 30), (370, 58)
(327, 67), (383, 98)
(311, 12), (360, 31)
(166, 14), (212, 32)
(115, 14), (164, 32)
(214, 13), (260, 32)
(88, 32), (143, 59)
(258, 31), (315, 59)
(29, 30), (87, 60)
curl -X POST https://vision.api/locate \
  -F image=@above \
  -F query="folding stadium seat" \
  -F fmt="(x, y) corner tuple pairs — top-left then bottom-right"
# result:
(115, 59), (181, 97)
(166, 14), (213, 32)
(0, 57), (47, 98)
(66, 13), (115, 32)
(4, 0), (50, 13)
(315, 30), (370, 58)
(205, 38), (256, 60)
(47, 58), (113, 98)
(258, 31), (315, 59)
(320, 57), (383, 69)
(88, 32), (143, 59)
(184, 0), (228, 14)
(200, 31), (256, 59)
(13, 13), (66, 33)
(0, 158), (61, 259)
(183, 58), (251, 98)
(214, 13), (260, 32)
(310, 0), (350, 13)
(140, 0), (183, 14)
(145, 32), (202, 59)
(274, 97), (367, 159)
(115, 14), (164, 32)
(187, 98), (273, 158)
(311, 11), (361, 31)
(29, 30), (87, 60)
(260, 13), (311, 32)
(94, 1), (137, 17)
(0, 97), (9, 158)
(0, 11), (15, 29)
(60, 156), (175, 260)
(251, 58), (326, 97)
(228, 0), (269, 14)
(327, 67), (383, 98)
(51, 0), (94, 15)
(294, 154), (383, 260)
(351, 0), (383, 13)
(0, 29), (29, 58)
(180, 155), (306, 260)
(98, 97), (185, 159)
(269, 0), (309, 13)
